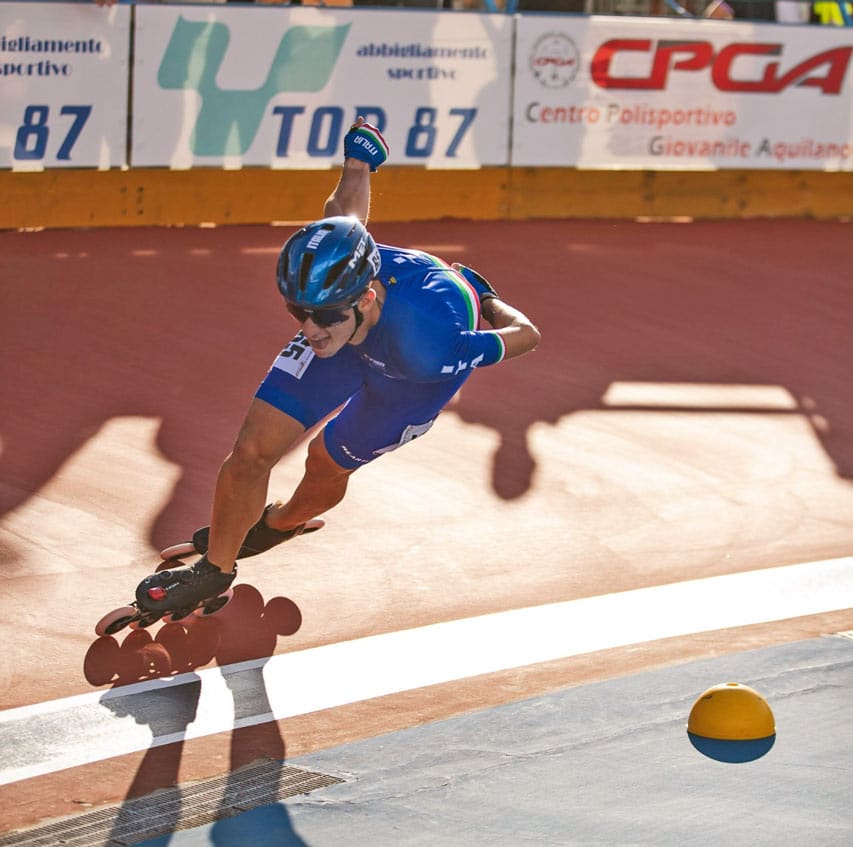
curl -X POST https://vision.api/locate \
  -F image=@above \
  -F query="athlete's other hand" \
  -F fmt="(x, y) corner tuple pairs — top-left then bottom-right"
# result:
(344, 118), (389, 172)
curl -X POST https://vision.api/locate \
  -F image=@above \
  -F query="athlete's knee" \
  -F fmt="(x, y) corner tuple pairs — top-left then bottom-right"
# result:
(224, 402), (304, 481)
(304, 432), (352, 482)
(225, 429), (281, 481)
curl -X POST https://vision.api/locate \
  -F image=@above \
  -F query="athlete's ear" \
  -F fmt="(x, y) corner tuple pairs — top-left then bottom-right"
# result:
(360, 287), (378, 308)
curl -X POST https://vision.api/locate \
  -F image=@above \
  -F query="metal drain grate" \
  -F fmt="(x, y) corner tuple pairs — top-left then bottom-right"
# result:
(0, 759), (345, 846)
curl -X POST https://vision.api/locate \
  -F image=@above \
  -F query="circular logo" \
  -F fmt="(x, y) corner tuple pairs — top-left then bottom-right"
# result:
(529, 33), (579, 89)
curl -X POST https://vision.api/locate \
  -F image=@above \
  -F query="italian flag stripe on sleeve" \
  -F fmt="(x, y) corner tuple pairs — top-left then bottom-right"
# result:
(423, 252), (505, 365)
(490, 331), (507, 362)
(424, 252), (480, 330)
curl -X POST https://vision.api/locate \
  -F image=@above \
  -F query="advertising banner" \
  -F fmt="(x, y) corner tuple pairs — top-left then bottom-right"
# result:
(0, 3), (130, 170)
(132, 6), (512, 169)
(513, 16), (853, 171)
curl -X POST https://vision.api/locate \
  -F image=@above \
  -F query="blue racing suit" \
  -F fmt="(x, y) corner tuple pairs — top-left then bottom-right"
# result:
(255, 245), (507, 469)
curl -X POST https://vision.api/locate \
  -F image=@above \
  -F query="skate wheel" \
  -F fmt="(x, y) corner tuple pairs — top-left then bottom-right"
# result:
(95, 606), (138, 637)
(129, 611), (163, 630)
(159, 541), (196, 561)
(165, 605), (198, 625)
(195, 588), (234, 618)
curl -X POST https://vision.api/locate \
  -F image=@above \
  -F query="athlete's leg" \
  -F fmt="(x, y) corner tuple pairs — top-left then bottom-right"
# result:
(266, 369), (472, 536)
(207, 398), (306, 572)
(202, 332), (364, 566)
(265, 430), (355, 530)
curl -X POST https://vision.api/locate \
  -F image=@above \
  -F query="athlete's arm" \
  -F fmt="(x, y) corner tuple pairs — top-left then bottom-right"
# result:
(393, 295), (539, 382)
(450, 262), (540, 360)
(323, 117), (388, 223)
(324, 159), (371, 222)
(480, 297), (541, 360)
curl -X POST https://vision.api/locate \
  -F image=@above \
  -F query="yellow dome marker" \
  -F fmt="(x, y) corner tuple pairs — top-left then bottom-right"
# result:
(687, 683), (776, 763)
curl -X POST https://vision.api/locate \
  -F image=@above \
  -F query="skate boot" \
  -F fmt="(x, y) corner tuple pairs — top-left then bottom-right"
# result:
(95, 557), (237, 637)
(136, 556), (237, 622)
(160, 505), (323, 561)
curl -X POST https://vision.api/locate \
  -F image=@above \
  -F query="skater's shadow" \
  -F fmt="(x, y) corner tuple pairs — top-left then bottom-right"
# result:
(206, 668), (311, 847)
(84, 584), (302, 686)
(85, 584), (310, 844)
(100, 672), (202, 844)
(399, 220), (853, 500)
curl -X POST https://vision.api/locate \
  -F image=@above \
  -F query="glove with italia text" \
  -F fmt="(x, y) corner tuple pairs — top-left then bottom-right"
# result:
(343, 122), (389, 172)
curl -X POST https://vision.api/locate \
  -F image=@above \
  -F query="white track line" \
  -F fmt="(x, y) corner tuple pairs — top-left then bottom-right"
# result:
(1, 556), (852, 786)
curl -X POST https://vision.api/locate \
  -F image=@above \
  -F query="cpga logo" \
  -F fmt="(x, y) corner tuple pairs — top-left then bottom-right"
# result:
(157, 16), (351, 156)
(529, 33), (579, 89)
(591, 39), (852, 94)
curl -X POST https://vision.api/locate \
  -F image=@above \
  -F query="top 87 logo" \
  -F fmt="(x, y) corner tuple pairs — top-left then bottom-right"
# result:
(156, 17), (481, 160)
(269, 105), (478, 160)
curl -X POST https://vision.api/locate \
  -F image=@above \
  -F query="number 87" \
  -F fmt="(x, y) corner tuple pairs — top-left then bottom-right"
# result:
(14, 104), (92, 161)
(404, 107), (477, 159)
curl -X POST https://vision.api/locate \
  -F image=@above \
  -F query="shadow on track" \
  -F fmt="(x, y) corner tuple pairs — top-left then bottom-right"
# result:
(1, 220), (850, 544)
(83, 583), (310, 845)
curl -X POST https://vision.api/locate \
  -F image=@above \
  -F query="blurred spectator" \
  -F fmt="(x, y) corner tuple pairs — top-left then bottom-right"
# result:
(350, 1), (452, 7)
(514, 1), (585, 10)
(702, 0), (735, 16)
(812, 0), (853, 22)
(727, 0), (775, 18)
(91, 0), (226, 6)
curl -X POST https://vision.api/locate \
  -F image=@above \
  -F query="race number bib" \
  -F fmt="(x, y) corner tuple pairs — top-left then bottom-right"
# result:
(272, 333), (315, 380)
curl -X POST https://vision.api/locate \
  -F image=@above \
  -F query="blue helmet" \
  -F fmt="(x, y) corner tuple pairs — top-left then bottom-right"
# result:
(277, 216), (381, 309)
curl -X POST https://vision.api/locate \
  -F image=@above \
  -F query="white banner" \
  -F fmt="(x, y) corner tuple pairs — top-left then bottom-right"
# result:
(0, 3), (130, 170)
(131, 6), (512, 169)
(513, 16), (853, 171)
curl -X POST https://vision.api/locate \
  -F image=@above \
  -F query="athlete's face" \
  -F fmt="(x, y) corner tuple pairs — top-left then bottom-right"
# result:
(297, 307), (357, 358)
(286, 288), (376, 356)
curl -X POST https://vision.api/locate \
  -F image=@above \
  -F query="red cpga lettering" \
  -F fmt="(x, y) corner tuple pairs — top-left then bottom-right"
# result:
(592, 39), (852, 95)
(591, 39), (713, 90)
(533, 54), (577, 70)
(713, 43), (852, 94)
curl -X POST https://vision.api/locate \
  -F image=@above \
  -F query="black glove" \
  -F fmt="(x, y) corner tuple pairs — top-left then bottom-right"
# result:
(456, 264), (499, 305)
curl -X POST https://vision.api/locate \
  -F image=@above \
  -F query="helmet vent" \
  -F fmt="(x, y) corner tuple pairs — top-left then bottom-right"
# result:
(325, 256), (350, 289)
(298, 254), (315, 293)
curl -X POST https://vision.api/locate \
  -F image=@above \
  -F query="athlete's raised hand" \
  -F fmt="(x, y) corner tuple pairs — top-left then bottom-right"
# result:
(344, 118), (389, 172)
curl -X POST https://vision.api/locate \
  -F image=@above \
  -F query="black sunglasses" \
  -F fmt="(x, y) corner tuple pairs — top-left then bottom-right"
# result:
(286, 301), (355, 328)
